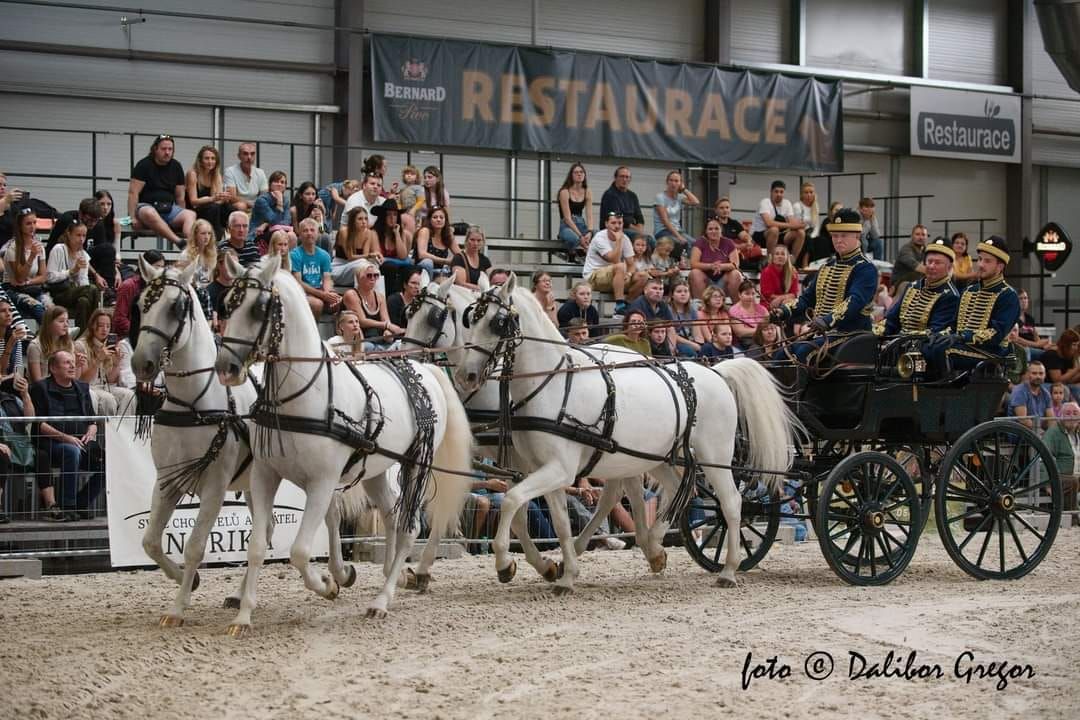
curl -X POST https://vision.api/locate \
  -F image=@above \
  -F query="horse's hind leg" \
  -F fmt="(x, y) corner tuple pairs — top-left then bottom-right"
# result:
(545, 489), (579, 594)
(324, 493), (356, 591)
(361, 472), (401, 581)
(510, 505), (560, 581)
(366, 515), (420, 618)
(226, 464), (280, 636)
(641, 465), (686, 573)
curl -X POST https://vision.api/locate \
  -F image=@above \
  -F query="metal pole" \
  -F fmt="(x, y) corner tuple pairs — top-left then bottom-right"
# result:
(538, 156), (548, 242)
(90, 132), (97, 194)
(313, 112), (322, 185)
(508, 155), (518, 239)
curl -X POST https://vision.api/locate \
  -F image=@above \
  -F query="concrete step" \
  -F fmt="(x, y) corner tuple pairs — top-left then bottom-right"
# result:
(0, 558), (42, 579)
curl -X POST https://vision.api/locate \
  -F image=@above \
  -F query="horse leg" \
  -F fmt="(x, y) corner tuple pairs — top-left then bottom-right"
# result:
(361, 472), (401, 582)
(142, 481), (185, 586)
(323, 493), (356, 590)
(365, 513), (421, 619)
(224, 489), (275, 610)
(642, 465), (686, 574)
(509, 505), (559, 581)
(226, 465), (280, 637)
(162, 476), (230, 626)
(704, 464), (743, 588)
(621, 476), (656, 555)
(491, 462), (570, 584)
(289, 477), (341, 601)
(544, 488), (579, 595)
(572, 479), (629, 557)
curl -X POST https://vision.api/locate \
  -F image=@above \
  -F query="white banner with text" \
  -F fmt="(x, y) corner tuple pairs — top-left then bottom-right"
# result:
(910, 86), (1021, 164)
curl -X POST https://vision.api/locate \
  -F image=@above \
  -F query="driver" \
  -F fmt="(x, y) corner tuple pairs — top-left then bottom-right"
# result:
(770, 208), (878, 360)
(924, 235), (1020, 375)
(884, 237), (959, 335)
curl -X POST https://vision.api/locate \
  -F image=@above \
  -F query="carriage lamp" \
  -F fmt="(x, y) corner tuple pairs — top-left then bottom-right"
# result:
(897, 352), (927, 380)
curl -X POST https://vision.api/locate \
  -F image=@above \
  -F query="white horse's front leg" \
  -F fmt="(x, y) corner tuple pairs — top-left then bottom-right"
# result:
(162, 476), (230, 626)
(226, 465), (280, 637)
(491, 462), (571, 584)
(544, 489), (578, 595)
(142, 482), (184, 587)
(289, 477), (340, 601)
(510, 505), (560, 582)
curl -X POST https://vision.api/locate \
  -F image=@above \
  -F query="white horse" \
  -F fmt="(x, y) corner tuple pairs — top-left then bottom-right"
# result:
(214, 254), (474, 634)
(454, 274), (798, 592)
(131, 260), (365, 627)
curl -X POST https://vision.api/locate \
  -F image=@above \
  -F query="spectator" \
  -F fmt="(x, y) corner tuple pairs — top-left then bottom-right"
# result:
(363, 154), (395, 197)
(30, 350), (105, 522)
(488, 268), (510, 286)
(289, 218), (341, 318)
(341, 173), (385, 227)
(46, 197), (103, 259)
(306, 204), (335, 255)
(699, 285), (731, 352)
(250, 170), (294, 249)
(415, 205), (458, 279)
(565, 317), (591, 344)
(0, 372), (35, 524)
(0, 297), (30, 382)
(185, 145), (232, 239)
(46, 218), (103, 331)
(710, 196), (758, 266)
(531, 272), (559, 327)
(558, 281), (601, 338)
(451, 225), (492, 291)
(318, 178), (359, 227)
(386, 268), (422, 330)
(566, 476), (625, 550)
(218, 210), (260, 267)
(113, 250), (166, 344)
(207, 250), (237, 334)
(180, 218), (218, 288)
(599, 166), (652, 249)
(629, 236), (654, 290)
(709, 321), (738, 360)
(759, 244), (799, 309)
(728, 279), (769, 346)
(290, 181), (326, 232)
(892, 225), (929, 287)
(1004, 324), (1028, 389)
(629, 277), (676, 354)
(127, 134), (194, 249)
(27, 305), (73, 383)
(648, 325), (673, 357)
(582, 211), (638, 316)
(603, 310), (650, 355)
(222, 142), (268, 211)
(858, 197), (884, 260)
(342, 260), (403, 352)
(74, 309), (135, 416)
(689, 217), (742, 301)
(650, 236), (680, 293)
(396, 165), (424, 237)
(557, 162), (594, 258)
(2, 205), (47, 322)
(747, 321), (785, 361)
(94, 189), (121, 246)
(333, 207), (376, 286)
(268, 231), (292, 271)
(327, 310), (364, 359)
(0, 170), (25, 223)
(653, 169), (700, 262)
(1043, 400), (1079, 518)
(1041, 328), (1080, 403)
(749, 180), (804, 258)
(371, 200), (415, 293)
(85, 194), (124, 300)
(810, 200), (844, 263)
(1048, 382), (1069, 427)
(791, 181), (820, 267)
(1009, 361), (1052, 430)
(950, 232), (976, 288)
(1014, 288), (1053, 358)
(417, 166), (451, 225)
(669, 281), (710, 358)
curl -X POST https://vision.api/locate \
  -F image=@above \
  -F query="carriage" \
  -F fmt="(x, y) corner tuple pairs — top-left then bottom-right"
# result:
(681, 331), (1064, 586)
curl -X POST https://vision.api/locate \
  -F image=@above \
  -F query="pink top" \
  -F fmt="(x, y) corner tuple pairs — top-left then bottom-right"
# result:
(729, 301), (769, 330)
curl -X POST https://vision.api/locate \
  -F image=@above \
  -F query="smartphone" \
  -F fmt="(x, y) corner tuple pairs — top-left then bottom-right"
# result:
(14, 364), (26, 380)
(106, 333), (118, 347)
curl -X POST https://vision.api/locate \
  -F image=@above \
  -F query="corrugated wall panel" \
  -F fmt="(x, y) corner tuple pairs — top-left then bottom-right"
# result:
(927, 0), (1007, 86)
(539, 0), (704, 62)
(364, 0), (533, 45)
(730, 0), (788, 65)
(1033, 135), (1080, 169)
(223, 109), (317, 189)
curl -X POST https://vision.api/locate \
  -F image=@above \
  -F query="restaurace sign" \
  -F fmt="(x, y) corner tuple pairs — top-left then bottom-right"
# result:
(910, 86), (1021, 164)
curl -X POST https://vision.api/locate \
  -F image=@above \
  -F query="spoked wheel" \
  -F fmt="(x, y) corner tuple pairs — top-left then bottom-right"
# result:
(816, 451), (921, 586)
(680, 478), (779, 573)
(935, 420), (1061, 580)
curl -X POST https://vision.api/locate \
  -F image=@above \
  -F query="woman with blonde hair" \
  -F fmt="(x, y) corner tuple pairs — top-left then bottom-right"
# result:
(792, 181), (819, 267)
(27, 305), (74, 382)
(333, 206), (377, 285)
(531, 272), (559, 326)
(74, 308), (135, 415)
(268, 230), (292, 271)
(181, 218), (218, 286)
(2, 204), (48, 322)
(185, 145), (230, 237)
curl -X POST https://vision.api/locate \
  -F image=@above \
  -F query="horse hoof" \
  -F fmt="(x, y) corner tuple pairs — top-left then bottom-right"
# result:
(222, 596), (241, 609)
(541, 559), (559, 583)
(552, 584), (573, 597)
(716, 576), (739, 589)
(191, 571), (200, 593)
(225, 623), (250, 638)
(647, 550), (668, 574)
(497, 560), (517, 584)
(325, 579), (340, 601)
(342, 565), (357, 588)
(159, 615), (184, 628)
(365, 607), (388, 620)
(413, 573), (431, 593)
(403, 568), (419, 590)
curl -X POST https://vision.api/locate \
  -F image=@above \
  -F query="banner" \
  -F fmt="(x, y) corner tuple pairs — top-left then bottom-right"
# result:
(371, 35), (844, 171)
(106, 419), (329, 568)
(910, 86), (1021, 164)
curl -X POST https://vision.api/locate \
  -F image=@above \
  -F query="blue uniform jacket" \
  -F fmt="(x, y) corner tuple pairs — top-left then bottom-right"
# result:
(884, 276), (960, 335)
(788, 248), (879, 332)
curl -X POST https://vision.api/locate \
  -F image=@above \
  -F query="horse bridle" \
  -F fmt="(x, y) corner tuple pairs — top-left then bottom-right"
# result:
(139, 275), (194, 368)
(218, 274), (280, 370)
(462, 289), (521, 381)
(402, 287), (456, 349)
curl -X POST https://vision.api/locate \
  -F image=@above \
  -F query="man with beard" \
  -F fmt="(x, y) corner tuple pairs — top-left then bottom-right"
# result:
(1009, 361), (1052, 430)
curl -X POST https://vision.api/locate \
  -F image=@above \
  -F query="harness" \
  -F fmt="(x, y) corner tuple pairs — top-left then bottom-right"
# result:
(136, 273), (255, 495)
(464, 290), (700, 520)
(220, 270), (440, 531)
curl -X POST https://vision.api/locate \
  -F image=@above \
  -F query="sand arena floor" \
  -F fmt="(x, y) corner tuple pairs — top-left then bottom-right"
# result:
(2, 529), (1078, 719)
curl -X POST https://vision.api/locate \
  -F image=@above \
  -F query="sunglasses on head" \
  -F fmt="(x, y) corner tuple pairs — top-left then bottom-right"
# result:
(17, 206), (34, 216)
(155, 134), (173, 142)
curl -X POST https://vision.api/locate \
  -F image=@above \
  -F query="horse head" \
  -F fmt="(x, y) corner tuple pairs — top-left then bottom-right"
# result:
(132, 258), (199, 382)
(215, 253), (279, 386)
(454, 272), (522, 392)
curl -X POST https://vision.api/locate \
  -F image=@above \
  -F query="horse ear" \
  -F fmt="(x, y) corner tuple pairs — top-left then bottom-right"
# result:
(477, 272), (491, 292)
(500, 272), (517, 298)
(177, 259), (199, 287)
(225, 253), (243, 278)
(260, 252), (280, 282)
(436, 278), (453, 300)
(139, 256), (163, 282)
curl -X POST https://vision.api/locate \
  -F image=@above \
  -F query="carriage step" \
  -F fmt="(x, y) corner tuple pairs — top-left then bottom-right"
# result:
(351, 540), (464, 565)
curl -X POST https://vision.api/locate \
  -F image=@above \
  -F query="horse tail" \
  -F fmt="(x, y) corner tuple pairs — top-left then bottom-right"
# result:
(426, 368), (475, 537)
(712, 358), (803, 495)
(335, 482), (372, 532)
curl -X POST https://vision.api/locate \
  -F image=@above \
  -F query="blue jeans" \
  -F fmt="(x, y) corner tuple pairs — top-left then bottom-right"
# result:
(50, 440), (104, 511)
(558, 216), (591, 253)
(861, 233), (884, 260)
(416, 258), (451, 279)
(2, 286), (45, 323)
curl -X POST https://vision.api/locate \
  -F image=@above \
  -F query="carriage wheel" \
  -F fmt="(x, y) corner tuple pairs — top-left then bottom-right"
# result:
(680, 478), (779, 573)
(816, 452), (921, 586)
(935, 420), (1061, 581)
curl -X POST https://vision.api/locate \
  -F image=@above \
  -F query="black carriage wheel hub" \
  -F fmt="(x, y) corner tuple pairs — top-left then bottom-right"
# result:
(993, 490), (1015, 514)
(860, 502), (886, 533)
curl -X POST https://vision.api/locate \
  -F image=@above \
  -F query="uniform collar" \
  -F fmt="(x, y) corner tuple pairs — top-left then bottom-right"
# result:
(839, 247), (863, 262)
(980, 273), (1005, 289)
(925, 275), (950, 289)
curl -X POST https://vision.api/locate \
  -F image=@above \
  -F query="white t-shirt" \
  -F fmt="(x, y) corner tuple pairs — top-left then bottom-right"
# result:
(582, 229), (633, 279)
(223, 164), (269, 205)
(2, 242), (45, 284)
(341, 192), (385, 226)
(46, 244), (90, 286)
(792, 201), (819, 238)
(750, 197), (796, 234)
